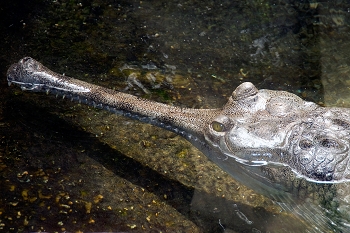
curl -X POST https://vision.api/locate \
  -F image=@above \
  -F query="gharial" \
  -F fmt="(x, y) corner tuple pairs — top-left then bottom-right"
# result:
(7, 57), (350, 232)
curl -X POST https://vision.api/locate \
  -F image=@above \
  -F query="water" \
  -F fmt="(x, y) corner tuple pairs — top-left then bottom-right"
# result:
(1, 0), (350, 232)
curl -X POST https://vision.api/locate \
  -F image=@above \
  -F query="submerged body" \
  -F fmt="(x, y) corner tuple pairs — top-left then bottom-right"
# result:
(7, 57), (350, 232)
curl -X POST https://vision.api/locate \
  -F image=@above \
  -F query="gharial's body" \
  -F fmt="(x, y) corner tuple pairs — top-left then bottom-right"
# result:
(7, 57), (350, 232)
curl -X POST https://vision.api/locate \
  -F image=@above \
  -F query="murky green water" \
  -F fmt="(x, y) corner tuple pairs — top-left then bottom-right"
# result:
(1, 0), (350, 232)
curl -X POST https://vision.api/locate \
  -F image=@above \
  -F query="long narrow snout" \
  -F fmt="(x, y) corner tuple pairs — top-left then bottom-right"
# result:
(7, 57), (219, 147)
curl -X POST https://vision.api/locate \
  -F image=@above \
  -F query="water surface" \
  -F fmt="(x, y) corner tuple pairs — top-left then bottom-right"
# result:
(1, 0), (350, 232)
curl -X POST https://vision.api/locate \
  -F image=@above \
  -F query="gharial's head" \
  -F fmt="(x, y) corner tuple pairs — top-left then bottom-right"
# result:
(204, 82), (350, 183)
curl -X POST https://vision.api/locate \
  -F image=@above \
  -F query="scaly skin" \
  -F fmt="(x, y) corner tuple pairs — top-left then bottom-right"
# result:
(7, 57), (350, 232)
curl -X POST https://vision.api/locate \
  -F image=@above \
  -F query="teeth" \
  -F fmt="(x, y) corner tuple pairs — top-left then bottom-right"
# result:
(8, 81), (12, 86)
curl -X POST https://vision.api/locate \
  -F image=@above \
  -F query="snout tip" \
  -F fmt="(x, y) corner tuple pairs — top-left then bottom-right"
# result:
(6, 62), (20, 84)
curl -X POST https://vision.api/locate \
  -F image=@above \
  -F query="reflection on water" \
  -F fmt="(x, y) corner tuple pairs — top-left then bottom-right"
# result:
(1, 0), (350, 232)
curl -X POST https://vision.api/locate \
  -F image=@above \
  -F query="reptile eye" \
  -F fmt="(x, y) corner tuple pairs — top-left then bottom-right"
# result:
(299, 139), (314, 150)
(319, 138), (339, 149)
(211, 121), (225, 132)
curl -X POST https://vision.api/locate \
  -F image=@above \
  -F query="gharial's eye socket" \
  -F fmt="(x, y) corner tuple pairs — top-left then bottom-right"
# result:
(319, 138), (340, 149)
(211, 121), (226, 132)
(299, 139), (314, 150)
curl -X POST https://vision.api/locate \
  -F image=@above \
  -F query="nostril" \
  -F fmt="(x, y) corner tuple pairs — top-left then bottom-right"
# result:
(6, 63), (19, 82)
(22, 57), (32, 63)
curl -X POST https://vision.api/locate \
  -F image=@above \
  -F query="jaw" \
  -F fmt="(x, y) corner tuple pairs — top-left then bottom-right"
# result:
(206, 123), (296, 166)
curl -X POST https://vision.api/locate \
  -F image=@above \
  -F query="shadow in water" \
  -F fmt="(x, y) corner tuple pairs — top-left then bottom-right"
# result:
(0, 91), (309, 232)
